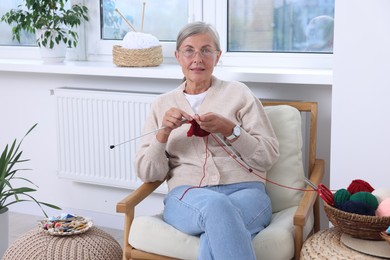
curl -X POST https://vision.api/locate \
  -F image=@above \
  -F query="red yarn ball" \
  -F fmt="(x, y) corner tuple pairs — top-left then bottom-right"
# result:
(347, 179), (374, 195)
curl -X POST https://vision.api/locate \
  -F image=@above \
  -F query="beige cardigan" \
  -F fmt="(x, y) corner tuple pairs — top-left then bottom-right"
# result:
(135, 76), (279, 191)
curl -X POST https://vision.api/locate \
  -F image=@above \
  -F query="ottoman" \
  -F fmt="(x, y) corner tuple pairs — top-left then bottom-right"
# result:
(3, 226), (122, 260)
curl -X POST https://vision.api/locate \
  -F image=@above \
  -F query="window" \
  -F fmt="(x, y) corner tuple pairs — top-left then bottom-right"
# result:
(228, 0), (334, 53)
(89, 0), (198, 61)
(101, 0), (188, 41)
(0, 0), (35, 46)
(1, 0), (334, 69)
(0, 0), (74, 59)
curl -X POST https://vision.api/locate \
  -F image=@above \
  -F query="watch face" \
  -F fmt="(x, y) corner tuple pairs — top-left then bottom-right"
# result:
(227, 125), (241, 140)
(233, 125), (241, 136)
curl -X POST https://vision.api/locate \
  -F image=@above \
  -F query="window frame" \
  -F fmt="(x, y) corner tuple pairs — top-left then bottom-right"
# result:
(0, 0), (333, 70)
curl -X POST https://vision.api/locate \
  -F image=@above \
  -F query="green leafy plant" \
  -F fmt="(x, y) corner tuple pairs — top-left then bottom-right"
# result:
(1, 0), (88, 48)
(0, 124), (61, 217)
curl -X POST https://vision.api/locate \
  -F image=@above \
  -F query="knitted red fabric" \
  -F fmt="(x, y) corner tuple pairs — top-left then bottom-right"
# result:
(347, 179), (374, 194)
(187, 120), (210, 137)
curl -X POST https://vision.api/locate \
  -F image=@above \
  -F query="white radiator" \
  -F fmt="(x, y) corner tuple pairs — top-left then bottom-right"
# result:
(54, 87), (166, 192)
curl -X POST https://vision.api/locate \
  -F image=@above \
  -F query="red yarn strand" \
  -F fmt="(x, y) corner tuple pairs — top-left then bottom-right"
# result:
(179, 135), (209, 200)
(209, 133), (316, 193)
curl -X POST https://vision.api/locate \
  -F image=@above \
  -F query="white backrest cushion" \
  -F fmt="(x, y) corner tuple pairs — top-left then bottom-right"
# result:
(264, 105), (305, 212)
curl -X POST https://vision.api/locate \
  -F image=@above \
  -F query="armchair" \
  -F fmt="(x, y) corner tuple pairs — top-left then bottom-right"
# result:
(117, 101), (325, 260)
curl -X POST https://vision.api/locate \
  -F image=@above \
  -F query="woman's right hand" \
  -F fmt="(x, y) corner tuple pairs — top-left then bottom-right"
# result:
(156, 108), (192, 143)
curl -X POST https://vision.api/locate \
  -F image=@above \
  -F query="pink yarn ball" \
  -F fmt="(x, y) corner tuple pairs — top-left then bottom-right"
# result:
(376, 198), (390, 217)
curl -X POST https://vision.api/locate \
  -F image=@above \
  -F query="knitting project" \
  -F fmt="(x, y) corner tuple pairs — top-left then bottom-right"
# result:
(187, 120), (210, 137)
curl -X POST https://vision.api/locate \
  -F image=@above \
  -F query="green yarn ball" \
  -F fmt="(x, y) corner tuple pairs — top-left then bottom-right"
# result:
(350, 191), (379, 210)
(334, 188), (351, 208)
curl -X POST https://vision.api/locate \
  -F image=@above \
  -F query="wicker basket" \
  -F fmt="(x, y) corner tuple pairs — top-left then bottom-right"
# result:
(324, 202), (390, 240)
(112, 45), (163, 67)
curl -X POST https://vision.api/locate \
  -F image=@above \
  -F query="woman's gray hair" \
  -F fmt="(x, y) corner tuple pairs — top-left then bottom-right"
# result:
(176, 21), (221, 51)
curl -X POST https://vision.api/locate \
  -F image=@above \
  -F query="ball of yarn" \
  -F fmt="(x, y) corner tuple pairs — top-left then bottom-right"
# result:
(376, 198), (390, 217)
(347, 179), (374, 194)
(372, 188), (390, 204)
(340, 200), (376, 216)
(122, 32), (160, 49)
(350, 191), (379, 210)
(334, 188), (351, 209)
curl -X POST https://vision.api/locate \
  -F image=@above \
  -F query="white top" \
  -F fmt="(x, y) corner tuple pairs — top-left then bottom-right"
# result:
(184, 91), (208, 114)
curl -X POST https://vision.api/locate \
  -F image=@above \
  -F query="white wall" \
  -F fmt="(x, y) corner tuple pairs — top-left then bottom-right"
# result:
(0, 73), (176, 229)
(0, 70), (331, 230)
(331, 1), (390, 189)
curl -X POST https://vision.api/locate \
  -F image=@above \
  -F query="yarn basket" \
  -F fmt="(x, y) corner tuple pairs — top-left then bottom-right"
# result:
(324, 202), (390, 240)
(113, 45), (163, 67)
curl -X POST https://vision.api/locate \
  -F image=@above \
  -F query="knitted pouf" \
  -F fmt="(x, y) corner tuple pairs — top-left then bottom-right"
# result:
(3, 227), (122, 260)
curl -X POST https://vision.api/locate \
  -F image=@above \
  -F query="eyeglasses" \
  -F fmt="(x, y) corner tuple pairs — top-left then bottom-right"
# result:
(179, 48), (219, 58)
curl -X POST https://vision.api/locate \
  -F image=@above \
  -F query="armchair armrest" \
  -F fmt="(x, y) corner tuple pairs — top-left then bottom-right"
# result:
(294, 159), (325, 227)
(116, 180), (164, 260)
(116, 180), (164, 214)
(292, 159), (324, 260)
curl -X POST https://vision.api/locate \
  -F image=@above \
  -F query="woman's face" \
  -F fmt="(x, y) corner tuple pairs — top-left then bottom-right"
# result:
(175, 32), (221, 89)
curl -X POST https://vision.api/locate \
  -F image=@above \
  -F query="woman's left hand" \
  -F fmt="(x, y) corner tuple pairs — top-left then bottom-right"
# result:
(194, 113), (235, 137)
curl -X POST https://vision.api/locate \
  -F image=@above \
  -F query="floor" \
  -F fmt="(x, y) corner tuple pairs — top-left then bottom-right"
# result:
(8, 211), (123, 247)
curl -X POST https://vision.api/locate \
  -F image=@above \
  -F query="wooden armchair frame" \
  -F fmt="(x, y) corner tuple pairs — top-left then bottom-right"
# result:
(117, 101), (325, 260)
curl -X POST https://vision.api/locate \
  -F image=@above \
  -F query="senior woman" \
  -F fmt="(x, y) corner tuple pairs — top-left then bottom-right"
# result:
(135, 21), (279, 260)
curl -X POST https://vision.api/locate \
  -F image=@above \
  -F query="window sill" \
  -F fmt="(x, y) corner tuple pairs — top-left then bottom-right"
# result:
(0, 59), (332, 85)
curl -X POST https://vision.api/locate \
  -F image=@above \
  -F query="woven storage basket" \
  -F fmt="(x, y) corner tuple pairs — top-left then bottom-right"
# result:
(113, 45), (163, 67)
(324, 202), (390, 240)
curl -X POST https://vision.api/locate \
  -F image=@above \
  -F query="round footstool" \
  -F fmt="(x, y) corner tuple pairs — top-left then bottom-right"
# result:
(3, 226), (122, 260)
(300, 228), (387, 259)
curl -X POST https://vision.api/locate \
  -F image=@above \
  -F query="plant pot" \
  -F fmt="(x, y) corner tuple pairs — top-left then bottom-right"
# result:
(36, 29), (67, 63)
(0, 207), (9, 259)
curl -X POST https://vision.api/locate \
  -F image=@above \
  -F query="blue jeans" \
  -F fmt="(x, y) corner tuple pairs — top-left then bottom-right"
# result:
(163, 182), (272, 260)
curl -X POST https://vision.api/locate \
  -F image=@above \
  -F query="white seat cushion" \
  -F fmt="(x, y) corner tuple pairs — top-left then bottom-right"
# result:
(129, 105), (310, 259)
(129, 208), (314, 260)
(253, 207), (313, 260)
(130, 214), (199, 260)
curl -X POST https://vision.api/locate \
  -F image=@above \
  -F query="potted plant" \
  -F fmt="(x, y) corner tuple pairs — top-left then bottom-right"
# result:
(0, 123), (61, 257)
(1, 0), (88, 63)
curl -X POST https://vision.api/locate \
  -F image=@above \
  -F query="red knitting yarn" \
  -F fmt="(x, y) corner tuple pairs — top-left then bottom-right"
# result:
(187, 120), (210, 137)
(347, 179), (374, 195)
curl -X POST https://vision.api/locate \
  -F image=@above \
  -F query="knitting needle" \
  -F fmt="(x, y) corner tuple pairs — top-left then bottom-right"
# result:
(110, 126), (164, 149)
(110, 118), (188, 149)
(141, 2), (146, 32)
(304, 177), (334, 205)
(304, 176), (318, 190)
(212, 133), (253, 172)
(115, 8), (137, 32)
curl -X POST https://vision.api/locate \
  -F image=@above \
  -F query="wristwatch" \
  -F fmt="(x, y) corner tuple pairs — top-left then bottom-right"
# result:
(226, 124), (241, 141)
